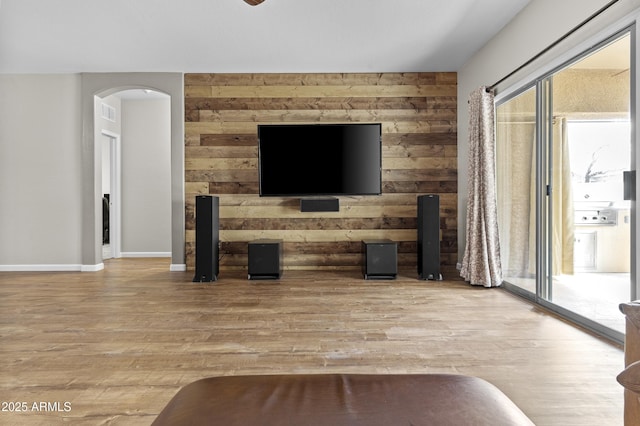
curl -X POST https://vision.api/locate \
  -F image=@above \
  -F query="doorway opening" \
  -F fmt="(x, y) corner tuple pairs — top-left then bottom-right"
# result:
(81, 73), (184, 272)
(101, 130), (121, 260)
(94, 88), (172, 266)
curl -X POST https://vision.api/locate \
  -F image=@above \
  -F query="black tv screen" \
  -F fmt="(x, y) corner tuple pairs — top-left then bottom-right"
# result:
(258, 123), (382, 197)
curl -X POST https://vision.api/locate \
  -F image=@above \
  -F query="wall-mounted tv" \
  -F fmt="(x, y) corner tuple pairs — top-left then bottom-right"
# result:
(258, 123), (382, 197)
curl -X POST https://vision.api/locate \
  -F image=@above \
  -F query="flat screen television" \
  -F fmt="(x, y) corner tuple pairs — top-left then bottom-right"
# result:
(258, 123), (382, 197)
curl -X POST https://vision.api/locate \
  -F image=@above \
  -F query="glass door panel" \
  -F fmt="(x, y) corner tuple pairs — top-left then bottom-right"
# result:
(496, 86), (538, 295)
(548, 34), (632, 333)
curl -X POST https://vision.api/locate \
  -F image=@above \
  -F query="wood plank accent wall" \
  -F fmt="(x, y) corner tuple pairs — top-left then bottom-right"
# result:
(184, 73), (457, 275)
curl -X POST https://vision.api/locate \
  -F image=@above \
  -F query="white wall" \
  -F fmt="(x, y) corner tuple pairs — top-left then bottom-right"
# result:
(0, 76), (176, 269)
(120, 97), (171, 255)
(0, 74), (83, 269)
(457, 0), (640, 266)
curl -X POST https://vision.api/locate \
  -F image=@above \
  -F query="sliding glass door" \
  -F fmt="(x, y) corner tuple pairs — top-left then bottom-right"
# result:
(496, 29), (635, 340)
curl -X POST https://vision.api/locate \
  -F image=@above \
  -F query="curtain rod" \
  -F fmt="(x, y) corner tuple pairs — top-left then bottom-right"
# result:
(486, 0), (621, 92)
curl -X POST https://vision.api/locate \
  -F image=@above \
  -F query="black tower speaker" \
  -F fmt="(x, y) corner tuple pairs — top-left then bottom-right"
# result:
(417, 194), (442, 280)
(193, 195), (219, 282)
(362, 239), (397, 280)
(248, 239), (282, 280)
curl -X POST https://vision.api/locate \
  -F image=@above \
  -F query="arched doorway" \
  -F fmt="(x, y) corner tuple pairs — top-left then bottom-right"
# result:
(80, 73), (185, 272)
(97, 89), (172, 263)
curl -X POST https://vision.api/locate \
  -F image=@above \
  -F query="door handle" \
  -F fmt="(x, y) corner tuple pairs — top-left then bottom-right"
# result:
(624, 170), (635, 200)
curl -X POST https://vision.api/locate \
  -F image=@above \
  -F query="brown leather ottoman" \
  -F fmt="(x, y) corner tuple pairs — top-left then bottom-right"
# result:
(152, 374), (534, 425)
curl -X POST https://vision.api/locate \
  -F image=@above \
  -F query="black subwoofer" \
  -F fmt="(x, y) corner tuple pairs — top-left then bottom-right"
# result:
(417, 194), (442, 280)
(362, 239), (397, 280)
(193, 195), (219, 282)
(248, 239), (283, 280)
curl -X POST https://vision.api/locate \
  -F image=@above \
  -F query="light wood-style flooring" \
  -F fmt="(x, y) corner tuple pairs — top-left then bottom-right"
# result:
(0, 259), (624, 425)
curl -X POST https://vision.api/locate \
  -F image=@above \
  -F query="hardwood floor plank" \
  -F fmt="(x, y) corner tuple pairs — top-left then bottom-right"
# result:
(0, 258), (623, 425)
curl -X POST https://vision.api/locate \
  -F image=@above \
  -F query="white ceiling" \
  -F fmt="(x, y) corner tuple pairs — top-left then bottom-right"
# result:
(0, 0), (530, 74)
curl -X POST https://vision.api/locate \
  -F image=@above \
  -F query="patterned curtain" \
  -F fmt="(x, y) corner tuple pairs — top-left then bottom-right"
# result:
(460, 87), (503, 287)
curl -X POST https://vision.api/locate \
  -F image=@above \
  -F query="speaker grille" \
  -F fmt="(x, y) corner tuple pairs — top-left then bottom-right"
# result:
(193, 195), (219, 282)
(417, 195), (442, 280)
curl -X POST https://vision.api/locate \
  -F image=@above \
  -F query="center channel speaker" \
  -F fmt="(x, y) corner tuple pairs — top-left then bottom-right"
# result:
(300, 197), (339, 212)
(417, 194), (442, 280)
(193, 195), (219, 282)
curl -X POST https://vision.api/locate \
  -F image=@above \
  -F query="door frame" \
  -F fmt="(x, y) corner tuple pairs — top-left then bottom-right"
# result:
(495, 25), (636, 345)
(101, 130), (121, 259)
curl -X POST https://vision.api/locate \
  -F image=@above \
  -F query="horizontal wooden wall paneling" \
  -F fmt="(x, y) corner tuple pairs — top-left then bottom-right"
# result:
(185, 157), (457, 171)
(184, 72), (457, 271)
(220, 218), (417, 231)
(185, 84), (457, 99)
(185, 182), (209, 194)
(383, 169), (457, 182)
(214, 259), (459, 273)
(216, 205), (418, 220)
(185, 195), (457, 225)
(384, 133), (457, 145)
(186, 145), (257, 158)
(185, 121), (454, 136)
(196, 108), (456, 123)
(204, 193), (454, 207)
(220, 204), (417, 219)
(185, 169), (257, 183)
(384, 144), (448, 158)
(184, 72), (453, 86)
(185, 97), (456, 114)
(222, 241), (419, 255)
(214, 251), (450, 273)
(187, 139), (455, 159)
(199, 134), (258, 146)
(185, 158), (257, 171)
(217, 251), (419, 266)
(383, 157), (457, 170)
(185, 168), (457, 185)
(217, 229), (417, 243)
(187, 242), (455, 272)
(444, 146), (457, 157)
(185, 203), (453, 221)
(383, 181), (457, 194)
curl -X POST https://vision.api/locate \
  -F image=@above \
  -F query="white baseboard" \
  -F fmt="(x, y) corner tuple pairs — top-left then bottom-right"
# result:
(120, 252), (171, 258)
(0, 264), (84, 272)
(82, 263), (105, 272)
(0, 259), (179, 272)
